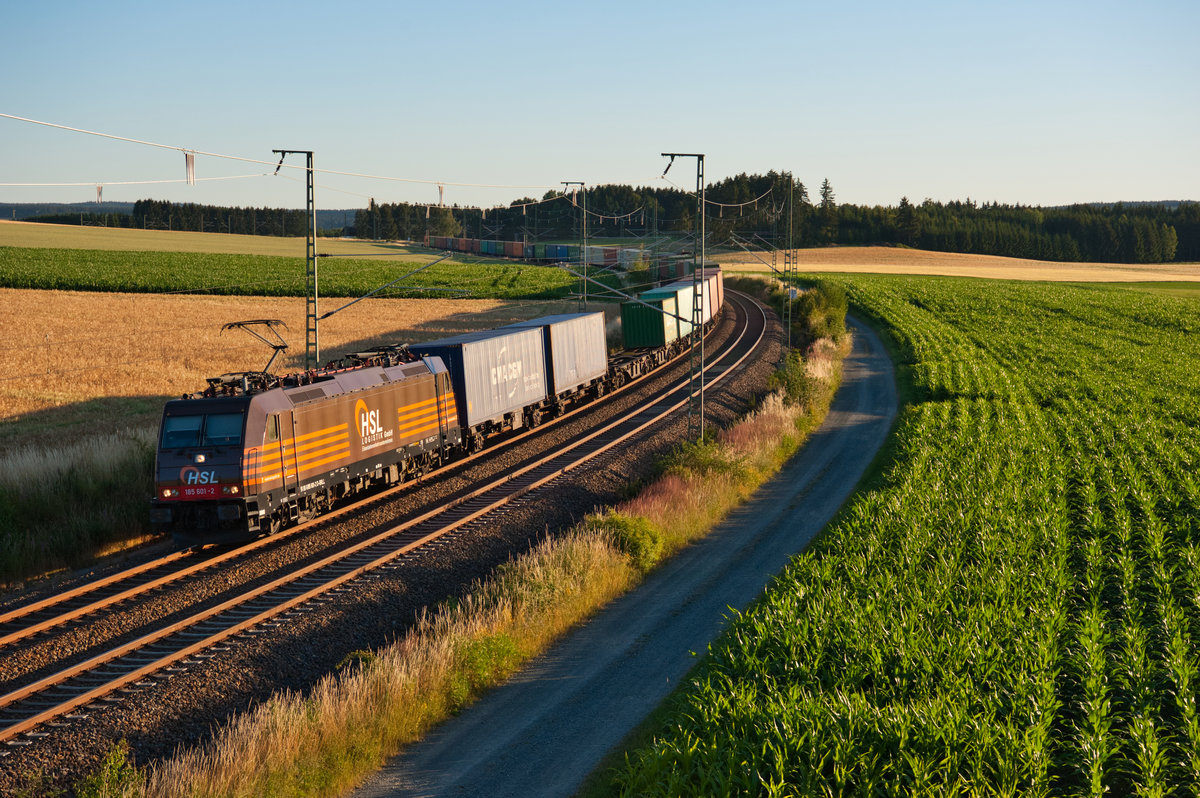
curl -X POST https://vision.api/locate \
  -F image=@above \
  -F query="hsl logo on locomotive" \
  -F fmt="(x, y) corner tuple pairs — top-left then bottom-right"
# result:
(179, 466), (218, 485)
(356, 399), (394, 450)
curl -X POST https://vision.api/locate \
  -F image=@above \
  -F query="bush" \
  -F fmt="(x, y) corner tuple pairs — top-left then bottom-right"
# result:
(768, 351), (819, 408)
(336, 649), (378, 673)
(724, 275), (774, 305)
(585, 511), (663, 572)
(449, 634), (522, 710)
(790, 279), (847, 347)
(74, 739), (143, 798)
(731, 276), (847, 349)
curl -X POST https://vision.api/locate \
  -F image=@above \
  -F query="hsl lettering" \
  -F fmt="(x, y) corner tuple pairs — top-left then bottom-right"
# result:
(179, 466), (218, 485)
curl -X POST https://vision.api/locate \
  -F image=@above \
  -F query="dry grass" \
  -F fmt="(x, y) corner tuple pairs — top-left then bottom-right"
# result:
(620, 340), (846, 554)
(718, 245), (1200, 283)
(0, 288), (579, 453)
(802, 336), (841, 383)
(0, 427), (155, 494)
(0, 426), (160, 586)
(139, 532), (636, 798)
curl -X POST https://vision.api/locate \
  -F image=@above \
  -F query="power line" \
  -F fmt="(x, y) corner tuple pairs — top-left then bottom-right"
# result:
(0, 173), (269, 187)
(659, 174), (774, 211)
(0, 112), (561, 191)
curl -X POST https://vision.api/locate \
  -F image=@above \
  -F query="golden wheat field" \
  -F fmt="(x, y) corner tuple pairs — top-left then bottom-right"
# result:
(718, 245), (1200, 282)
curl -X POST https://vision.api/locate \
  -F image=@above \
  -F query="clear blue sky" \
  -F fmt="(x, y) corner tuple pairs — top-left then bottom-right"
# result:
(2, 0), (1196, 212)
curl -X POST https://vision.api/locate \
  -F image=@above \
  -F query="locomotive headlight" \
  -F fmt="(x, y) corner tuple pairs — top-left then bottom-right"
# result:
(194, 454), (207, 464)
(161, 488), (179, 498)
(222, 485), (241, 496)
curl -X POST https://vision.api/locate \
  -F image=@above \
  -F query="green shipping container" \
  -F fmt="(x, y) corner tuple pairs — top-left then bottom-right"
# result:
(621, 290), (679, 349)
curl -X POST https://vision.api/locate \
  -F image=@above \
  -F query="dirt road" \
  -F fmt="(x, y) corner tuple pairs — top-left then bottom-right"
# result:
(352, 316), (897, 798)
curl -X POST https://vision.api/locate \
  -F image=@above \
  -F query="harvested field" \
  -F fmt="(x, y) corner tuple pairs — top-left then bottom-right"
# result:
(0, 288), (585, 452)
(718, 245), (1200, 282)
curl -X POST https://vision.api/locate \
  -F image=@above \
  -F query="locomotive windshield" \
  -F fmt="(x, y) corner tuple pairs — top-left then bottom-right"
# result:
(161, 412), (245, 448)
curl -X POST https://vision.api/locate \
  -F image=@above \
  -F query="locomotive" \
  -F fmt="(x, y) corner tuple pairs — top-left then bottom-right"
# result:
(150, 270), (723, 546)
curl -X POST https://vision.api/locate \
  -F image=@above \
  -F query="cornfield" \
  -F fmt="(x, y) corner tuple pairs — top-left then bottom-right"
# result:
(614, 276), (1200, 796)
(0, 245), (613, 299)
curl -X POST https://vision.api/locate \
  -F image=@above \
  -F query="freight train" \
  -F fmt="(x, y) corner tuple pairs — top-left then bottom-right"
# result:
(150, 270), (723, 546)
(425, 235), (696, 283)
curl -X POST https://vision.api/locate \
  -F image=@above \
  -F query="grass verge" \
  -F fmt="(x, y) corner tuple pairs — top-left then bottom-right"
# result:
(0, 428), (157, 588)
(66, 289), (847, 798)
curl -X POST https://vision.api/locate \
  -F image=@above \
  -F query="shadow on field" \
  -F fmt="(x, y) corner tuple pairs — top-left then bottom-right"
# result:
(1, 395), (170, 453)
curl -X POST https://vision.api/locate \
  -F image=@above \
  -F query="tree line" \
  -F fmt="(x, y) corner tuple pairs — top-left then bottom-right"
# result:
(130, 200), (321, 237)
(25, 200), (347, 237)
(19, 178), (1198, 264)
(355, 174), (1196, 265)
(355, 171), (809, 248)
(831, 196), (1191, 264)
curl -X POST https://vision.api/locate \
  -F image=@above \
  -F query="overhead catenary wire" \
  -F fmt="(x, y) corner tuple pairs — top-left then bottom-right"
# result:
(4, 112), (784, 264)
(0, 173), (270, 188)
(0, 112), (561, 191)
(4, 113), (778, 225)
(4, 117), (686, 224)
(5, 112), (666, 220)
(658, 174), (776, 212)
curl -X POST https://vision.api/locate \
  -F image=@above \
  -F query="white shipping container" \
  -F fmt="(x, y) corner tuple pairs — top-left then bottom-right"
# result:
(413, 328), (547, 428)
(504, 312), (608, 395)
(672, 282), (696, 336)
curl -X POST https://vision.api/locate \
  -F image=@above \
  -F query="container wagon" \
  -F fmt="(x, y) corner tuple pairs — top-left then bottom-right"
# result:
(621, 287), (683, 348)
(410, 327), (548, 451)
(503, 312), (608, 417)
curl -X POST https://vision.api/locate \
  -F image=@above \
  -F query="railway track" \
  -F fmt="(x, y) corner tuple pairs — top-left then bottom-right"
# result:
(0, 291), (767, 747)
(0, 321), (700, 651)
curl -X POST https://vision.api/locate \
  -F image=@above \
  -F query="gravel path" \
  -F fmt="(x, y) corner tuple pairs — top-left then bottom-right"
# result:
(352, 316), (896, 798)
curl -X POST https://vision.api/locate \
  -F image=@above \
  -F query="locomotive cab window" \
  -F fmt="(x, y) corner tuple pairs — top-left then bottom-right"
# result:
(160, 413), (245, 449)
(161, 415), (203, 448)
(202, 413), (244, 446)
(267, 414), (280, 443)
